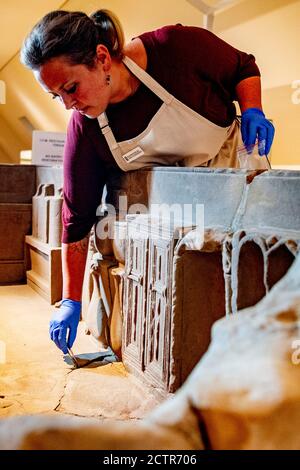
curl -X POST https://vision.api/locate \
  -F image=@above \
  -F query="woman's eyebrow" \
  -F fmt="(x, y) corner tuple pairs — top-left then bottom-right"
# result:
(59, 81), (72, 91)
(48, 81), (73, 95)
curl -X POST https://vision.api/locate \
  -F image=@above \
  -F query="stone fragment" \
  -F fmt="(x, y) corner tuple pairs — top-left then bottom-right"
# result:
(180, 252), (300, 449)
(0, 413), (200, 450)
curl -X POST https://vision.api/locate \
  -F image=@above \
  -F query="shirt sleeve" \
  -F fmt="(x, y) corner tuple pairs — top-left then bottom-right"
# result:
(140, 24), (260, 100)
(185, 26), (260, 94)
(62, 112), (107, 244)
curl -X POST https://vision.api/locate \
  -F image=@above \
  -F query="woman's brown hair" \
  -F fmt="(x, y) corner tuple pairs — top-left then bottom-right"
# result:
(21, 9), (125, 70)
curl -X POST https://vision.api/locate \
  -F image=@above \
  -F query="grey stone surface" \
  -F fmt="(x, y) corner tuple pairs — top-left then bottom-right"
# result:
(233, 170), (300, 232)
(107, 168), (300, 233)
(106, 168), (251, 229)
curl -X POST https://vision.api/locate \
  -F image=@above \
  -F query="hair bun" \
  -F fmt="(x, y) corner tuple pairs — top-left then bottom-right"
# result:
(89, 9), (124, 58)
(90, 10), (109, 27)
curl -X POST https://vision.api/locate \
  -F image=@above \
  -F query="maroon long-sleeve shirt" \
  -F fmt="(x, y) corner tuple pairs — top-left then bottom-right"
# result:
(62, 24), (260, 243)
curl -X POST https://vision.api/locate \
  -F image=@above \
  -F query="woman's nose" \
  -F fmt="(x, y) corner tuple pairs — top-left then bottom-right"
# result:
(60, 93), (76, 110)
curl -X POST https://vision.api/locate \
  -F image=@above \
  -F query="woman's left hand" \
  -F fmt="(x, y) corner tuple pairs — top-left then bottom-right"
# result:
(241, 107), (275, 156)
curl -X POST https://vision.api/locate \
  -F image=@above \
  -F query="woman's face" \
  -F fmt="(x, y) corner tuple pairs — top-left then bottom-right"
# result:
(34, 55), (110, 118)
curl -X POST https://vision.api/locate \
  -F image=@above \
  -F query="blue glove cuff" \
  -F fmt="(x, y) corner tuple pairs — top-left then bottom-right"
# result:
(61, 298), (82, 313)
(242, 107), (265, 118)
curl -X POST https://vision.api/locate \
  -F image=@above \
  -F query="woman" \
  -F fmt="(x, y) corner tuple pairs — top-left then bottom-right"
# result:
(21, 9), (274, 354)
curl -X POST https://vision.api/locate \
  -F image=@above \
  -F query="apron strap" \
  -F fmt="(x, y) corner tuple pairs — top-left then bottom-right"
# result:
(97, 55), (174, 157)
(98, 112), (119, 151)
(122, 56), (173, 105)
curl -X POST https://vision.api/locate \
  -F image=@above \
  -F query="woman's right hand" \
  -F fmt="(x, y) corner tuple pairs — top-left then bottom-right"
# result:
(49, 299), (81, 353)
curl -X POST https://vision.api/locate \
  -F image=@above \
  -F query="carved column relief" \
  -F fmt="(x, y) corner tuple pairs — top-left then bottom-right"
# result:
(122, 217), (180, 389)
(230, 230), (300, 315)
(144, 234), (174, 388)
(122, 228), (149, 371)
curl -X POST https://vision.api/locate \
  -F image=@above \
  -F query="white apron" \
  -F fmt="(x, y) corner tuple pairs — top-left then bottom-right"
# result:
(97, 55), (237, 171)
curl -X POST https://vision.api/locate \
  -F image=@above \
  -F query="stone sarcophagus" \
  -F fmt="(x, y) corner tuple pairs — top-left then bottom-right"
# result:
(88, 168), (300, 394)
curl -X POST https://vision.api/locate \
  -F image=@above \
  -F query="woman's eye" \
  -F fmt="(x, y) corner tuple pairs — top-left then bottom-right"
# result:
(66, 84), (77, 94)
(52, 94), (59, 100)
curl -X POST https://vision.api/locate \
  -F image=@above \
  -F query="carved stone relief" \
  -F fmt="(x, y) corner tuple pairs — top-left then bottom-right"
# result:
(224, 230), (300, 315)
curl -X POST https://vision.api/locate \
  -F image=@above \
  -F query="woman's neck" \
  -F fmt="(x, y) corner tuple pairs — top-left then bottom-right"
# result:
(109, 38), (147, 104)
(109, 59), (140, 104)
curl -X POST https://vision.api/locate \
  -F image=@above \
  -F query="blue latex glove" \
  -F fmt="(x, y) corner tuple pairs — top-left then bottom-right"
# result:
(241, 107), (275, 156)
(49, 299), (81, 354)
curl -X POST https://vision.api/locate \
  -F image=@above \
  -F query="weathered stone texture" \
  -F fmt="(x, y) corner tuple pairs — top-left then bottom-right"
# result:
(0, 165), (35, 283)
(89, 169), (300, 395)
(0, 252), (299, 449)
(1, 168), (300, 449)
(181, 252), (300, 449)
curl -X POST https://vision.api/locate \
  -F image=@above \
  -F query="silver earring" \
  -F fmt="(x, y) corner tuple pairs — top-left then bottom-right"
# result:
(106, 74), (111, 86)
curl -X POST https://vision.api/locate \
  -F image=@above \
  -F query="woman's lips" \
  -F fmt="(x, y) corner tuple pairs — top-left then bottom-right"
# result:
(78, 106), (88, 114)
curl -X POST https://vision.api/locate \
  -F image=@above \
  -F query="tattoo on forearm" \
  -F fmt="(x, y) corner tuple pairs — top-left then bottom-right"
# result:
(67, 236), (89, 254)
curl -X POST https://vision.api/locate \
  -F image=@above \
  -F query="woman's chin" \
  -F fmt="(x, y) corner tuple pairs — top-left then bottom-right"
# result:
(83, 109), (101, 119)
(77, 106), (103, 119)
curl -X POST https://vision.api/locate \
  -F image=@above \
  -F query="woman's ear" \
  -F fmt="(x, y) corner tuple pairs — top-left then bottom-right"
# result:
(95, 44), (111, 71)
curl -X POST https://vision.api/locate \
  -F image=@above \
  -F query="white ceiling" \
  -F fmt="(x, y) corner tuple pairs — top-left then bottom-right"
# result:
(0, 0), (65, 69)
(1, 0), (297, 71)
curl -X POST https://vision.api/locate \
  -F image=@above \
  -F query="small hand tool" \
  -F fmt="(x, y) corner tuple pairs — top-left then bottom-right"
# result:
(67, 347), (79, 368)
